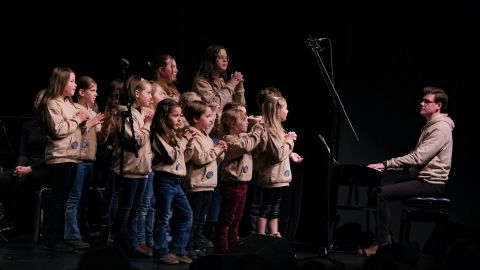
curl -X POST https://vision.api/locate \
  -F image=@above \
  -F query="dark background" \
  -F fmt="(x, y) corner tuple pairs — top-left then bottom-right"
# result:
(1, 1), (478, 246)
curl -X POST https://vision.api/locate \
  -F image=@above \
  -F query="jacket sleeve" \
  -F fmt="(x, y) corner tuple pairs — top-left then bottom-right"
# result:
(124, 109), (151, 147)
(194, 76), (234, 109)
(388, 124), (450, 168)
(224, 131), (262, 163)
(46, 100), (81, 139)
(189, 137), (223, 166)
(266, 131), (294, 164)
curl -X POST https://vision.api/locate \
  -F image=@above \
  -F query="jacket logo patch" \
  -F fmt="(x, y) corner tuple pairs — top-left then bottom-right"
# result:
(283, 170), (290, 177)
(71, 141), (78, 149)
(81, 140), (89, 148)
(242, 165), (249, 173)
(206, 171), (214, 179)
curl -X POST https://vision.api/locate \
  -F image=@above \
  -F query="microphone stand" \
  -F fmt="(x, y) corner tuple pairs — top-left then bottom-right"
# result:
(119, 59), (139, 184)
(304, 36), (359, 259)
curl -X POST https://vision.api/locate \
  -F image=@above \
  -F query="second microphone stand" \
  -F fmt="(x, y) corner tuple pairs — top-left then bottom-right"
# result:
(304, 36), (359, 259)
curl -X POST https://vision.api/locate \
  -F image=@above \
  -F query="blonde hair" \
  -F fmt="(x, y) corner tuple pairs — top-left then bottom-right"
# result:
(221, 108), (247, 136)
(262, 96), (286, 137)
(151, 81), (167, 96)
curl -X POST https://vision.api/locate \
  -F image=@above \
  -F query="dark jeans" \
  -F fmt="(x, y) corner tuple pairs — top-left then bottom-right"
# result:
(45, 162), (77, 245)
(186, 191), (212, 251)
(375, 178), (445, 245)
(116, 176), (147, 252)
(216, 181), (248, 252)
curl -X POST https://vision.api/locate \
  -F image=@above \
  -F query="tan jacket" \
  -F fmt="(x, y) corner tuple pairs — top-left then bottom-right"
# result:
(221, 129), (264, 182)
(151, 133), (190, 177)
(76, 104), (101, 161)
(192, 75), (245, 137)
(183, 126), (225, 192)
(44, 97), (83, 164)
(113, 107), (152, 179)
(386, 113), (455, 184)
(257, 130), (294, 188)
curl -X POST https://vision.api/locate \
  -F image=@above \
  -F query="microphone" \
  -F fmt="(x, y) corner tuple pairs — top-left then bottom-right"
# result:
(318, 134), (337, 164)
(120, 58), (130, 69)
(304, 36), (328, 49)
(318, 134), (331, 154)
(306, 37), (328, 42)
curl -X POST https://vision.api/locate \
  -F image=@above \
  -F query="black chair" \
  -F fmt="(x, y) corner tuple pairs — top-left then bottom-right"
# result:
(399, 196), (451, 244)
(0, 202), (14, 242)
(33, 187), (52, 243)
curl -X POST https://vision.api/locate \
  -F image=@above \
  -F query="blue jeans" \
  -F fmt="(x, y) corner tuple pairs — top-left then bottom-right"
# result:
(108, 168), (119, 227)
(153, 172), (192, 256)
(65, 162), (93, 240)
(137, 171), (156, 245)
(117, 176), (147, 252)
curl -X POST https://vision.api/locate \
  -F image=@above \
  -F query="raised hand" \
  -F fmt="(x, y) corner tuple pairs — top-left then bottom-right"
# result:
(290, 152), (304, 163)
(285, 131), (297, 141)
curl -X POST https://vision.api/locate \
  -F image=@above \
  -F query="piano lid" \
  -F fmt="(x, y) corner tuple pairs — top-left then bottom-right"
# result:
(334, 163), (384, 186)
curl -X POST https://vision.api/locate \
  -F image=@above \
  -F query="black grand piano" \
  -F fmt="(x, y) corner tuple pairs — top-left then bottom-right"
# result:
(334, 163), (384, 209)
(331, 163), (385, 243)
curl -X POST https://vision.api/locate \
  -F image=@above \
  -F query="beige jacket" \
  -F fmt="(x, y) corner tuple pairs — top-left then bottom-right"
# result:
(257, 130), (294, 188)
(44, 97), (83, 164)
(221, 129), (264, 182)
(151, 133), (190, 177)
(386, 113), (455, 183)
(113, 107), (152, 179)
(192, 75), (245, 137)
(75, 104), (101, 161)
(183, 126), (225, 192)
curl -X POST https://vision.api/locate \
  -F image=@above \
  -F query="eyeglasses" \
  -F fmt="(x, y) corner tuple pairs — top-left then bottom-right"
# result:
(421, 99), (437, 104)
(216, 56), (230, 62)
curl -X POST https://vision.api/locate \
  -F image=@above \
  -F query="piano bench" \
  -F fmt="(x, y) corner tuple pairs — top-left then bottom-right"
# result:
(399, 196), (451, 244)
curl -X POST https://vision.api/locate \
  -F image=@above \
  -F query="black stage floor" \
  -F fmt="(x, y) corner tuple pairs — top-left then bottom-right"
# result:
(0, 232), (370, 270)
(1, 229), (470, 270)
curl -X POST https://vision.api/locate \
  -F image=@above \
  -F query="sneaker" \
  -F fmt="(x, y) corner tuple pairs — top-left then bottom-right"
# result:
(129, 247), (153, 258)
(174, 254), (193, 264)
(139, 244), (153, 254)
(65, 239), (91, 249)
(357, 245), (378, 256)
(268, 232), (282, 238)
(154, 253), (179, 265)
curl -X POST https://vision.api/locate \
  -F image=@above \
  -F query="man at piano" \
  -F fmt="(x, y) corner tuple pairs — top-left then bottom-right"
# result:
(362, 86), (454, 256)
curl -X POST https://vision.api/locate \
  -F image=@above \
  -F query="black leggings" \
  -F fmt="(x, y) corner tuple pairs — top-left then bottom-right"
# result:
(259, 187), (287, 219)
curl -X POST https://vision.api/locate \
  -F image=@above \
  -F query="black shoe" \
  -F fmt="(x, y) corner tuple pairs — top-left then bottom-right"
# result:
(43, 241), (75, 252)
(197, 234), (214, 249)
(65, 239), (91, 249)
(187, 249), (205, 260)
